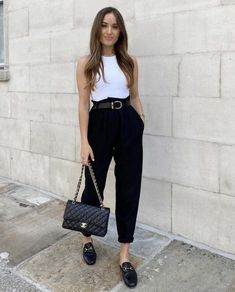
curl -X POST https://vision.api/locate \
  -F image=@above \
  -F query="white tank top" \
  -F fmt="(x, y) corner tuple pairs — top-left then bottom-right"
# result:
(91, 55), (129, 101)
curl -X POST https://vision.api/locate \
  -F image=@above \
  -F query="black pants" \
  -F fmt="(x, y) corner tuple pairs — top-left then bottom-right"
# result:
(81, 96), (144, 243)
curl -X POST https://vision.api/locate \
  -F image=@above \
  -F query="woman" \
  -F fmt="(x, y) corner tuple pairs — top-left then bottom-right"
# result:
(76, 6), (145, 289)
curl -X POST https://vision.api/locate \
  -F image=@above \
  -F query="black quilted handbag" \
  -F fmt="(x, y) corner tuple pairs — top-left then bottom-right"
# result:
(62, 160), (110, 237)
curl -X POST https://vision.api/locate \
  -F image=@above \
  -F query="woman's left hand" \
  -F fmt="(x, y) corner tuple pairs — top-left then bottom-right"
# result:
(139, 114), (145, 124)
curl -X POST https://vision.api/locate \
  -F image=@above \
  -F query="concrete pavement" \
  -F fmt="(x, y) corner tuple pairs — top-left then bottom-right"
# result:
(0, 177), (235, 292)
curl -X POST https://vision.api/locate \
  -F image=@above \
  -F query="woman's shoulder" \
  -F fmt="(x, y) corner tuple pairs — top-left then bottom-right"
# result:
(129, 54), (137, 61)
(129, 54), (138, 66)
(77, 55), (91, 67)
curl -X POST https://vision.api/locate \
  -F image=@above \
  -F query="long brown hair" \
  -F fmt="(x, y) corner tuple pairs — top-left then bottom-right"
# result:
(84, 7), (134, 91)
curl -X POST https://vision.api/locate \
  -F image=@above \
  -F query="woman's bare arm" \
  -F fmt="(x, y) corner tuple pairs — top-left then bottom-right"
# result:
(76, 56), (95, 163)
(129, 55), (145, 123)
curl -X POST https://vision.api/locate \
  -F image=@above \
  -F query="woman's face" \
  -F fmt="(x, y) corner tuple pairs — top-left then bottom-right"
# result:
(100, 13), (120, 48)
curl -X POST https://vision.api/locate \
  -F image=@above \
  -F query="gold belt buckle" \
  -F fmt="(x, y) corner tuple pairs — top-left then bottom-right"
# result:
(111, 100), (122, 109)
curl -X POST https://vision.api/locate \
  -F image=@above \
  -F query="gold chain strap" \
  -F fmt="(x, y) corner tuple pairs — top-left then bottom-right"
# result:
(73, 160), (104, 207)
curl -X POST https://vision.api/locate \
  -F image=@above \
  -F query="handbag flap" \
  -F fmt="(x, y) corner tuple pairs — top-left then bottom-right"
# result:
(63, 200), (110, 228)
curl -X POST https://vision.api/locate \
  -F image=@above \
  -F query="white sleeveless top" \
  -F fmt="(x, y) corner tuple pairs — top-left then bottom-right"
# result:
(91, 55), (129, 101)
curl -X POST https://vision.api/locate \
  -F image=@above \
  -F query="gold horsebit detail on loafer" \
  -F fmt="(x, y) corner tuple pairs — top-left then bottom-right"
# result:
(121, 266), (134, 272)
(83, 244), (95, 253)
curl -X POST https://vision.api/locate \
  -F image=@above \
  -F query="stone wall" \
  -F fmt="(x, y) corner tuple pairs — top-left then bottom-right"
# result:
(0, 0), (235, 255)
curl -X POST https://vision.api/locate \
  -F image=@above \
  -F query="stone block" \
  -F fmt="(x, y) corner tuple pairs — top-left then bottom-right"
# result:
(0, 92), (11, 118)
(221, 145), (235, 196)
(0, 117), (30, 150)
(8, 0), (30, 11)
(51, 93), (78, 125)
(138, 177), (172, 232)
(175, 6), (235, 53)
(8, 65), (30, 92)
(11, 149), (50, 190)
(11, 92), (50, 122)
(29, 63), (75, 93)
(9, 34), (50, 64)
(138, 56), (180, 97)
(221, 0), (235, 4)
(143, 96), (172, 136)
(179, 53), (220, 97)
(8, 8), (28, 38)
(172, 184), (235, 254)
(29, 0), (74, 33)
(74, 0), (134, 27)
(0, 147), (10, 178)
(125, 21), (135, 53)
(49, 157), (81, 197)
(135, 0), (220, 17)
(143, 135), (219, 192)
(30, 121), (76, 161)
(221, 53), (235, 98)
(131, 14), (173, 56)
(51, 28), (90, 62)
(0, 82), (9, 93)
(173, 98), (235, 143)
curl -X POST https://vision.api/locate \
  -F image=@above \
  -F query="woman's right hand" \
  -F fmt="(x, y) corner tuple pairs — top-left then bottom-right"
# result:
(80, 141), (95, 166)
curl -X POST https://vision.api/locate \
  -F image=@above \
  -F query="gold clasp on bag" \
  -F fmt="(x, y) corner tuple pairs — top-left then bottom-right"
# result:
(80, 222), (87, 228)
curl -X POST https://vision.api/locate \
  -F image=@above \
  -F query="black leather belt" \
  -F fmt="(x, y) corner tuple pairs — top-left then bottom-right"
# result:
(91, 97), (130, 110)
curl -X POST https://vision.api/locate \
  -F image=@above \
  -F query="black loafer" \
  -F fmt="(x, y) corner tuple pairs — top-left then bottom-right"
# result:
(83, 242), (96, 265)
(120, 262), (138, 288)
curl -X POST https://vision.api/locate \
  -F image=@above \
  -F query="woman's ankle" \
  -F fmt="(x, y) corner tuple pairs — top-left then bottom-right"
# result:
(119, 243), (130, 262)
(120, 252), (130, 265)
(82, 235), (92, 244)
(119, 257), (130, 265)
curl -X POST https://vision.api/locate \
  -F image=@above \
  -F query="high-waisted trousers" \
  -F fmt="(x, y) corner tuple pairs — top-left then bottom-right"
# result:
(81, 95), (144, 243)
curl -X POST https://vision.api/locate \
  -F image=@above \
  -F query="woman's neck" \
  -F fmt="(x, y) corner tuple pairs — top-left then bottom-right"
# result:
(102, 53), (115, 56)
(101, 47), (115, 56)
